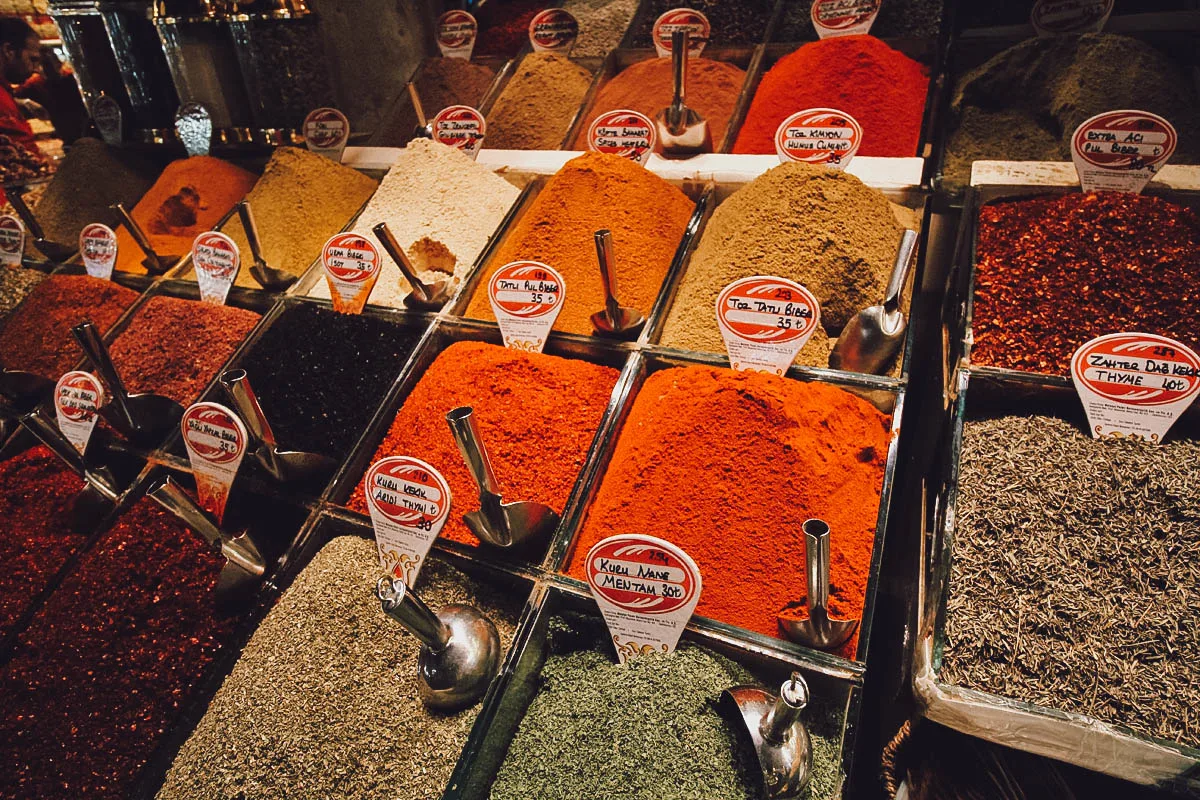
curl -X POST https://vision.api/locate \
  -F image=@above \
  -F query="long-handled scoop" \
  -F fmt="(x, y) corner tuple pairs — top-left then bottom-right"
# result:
(220, 368), (335, 483)
(829, 229), (919, 375)
(0, 369), (54, 413)
(236, 200), (297, 291)
(589, 229), (645, 339)
(373, 221), (452, 310)
(71, 320), (184, 447)
(722, 673), (814, 799)
(7, 188), (74, 262)
(778, 519), (860, 650)
(148, 474), (266, 609)
(655, 29), (712, 158)
(445, 406), (560, 549)
(20, 409), (123, 529)
(408, 81), (433, 141)
(376, 575), (501, 711)
(111, 202), (178, 275)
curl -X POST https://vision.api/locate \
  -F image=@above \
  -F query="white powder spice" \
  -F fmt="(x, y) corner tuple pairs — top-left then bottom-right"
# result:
(308, 139), (521, 309)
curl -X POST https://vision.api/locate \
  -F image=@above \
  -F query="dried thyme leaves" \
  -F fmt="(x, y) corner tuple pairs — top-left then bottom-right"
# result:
(943, 414), (1200, 748)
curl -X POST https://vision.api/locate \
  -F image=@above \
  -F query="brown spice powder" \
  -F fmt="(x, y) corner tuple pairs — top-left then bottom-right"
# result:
(486, 53), (594, 150)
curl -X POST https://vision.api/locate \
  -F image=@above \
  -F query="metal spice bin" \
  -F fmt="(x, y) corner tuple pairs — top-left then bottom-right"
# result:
(914, 367), (1200, 793)
(477, 53), (606, 151)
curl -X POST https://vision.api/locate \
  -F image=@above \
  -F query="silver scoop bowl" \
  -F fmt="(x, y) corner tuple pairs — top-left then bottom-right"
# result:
(220, 368), (335, 484)
(407, 81), (433, 141)
(377, 575), (501, 711)
(20, 409), (122, 529)
(723, 672), (814, 799)
(445, 405), (561, 550)
(0, 369), (54, 412)
(148, 474), (267, 609)
(829, 229), (918, 375)
(111, 202), (178, 275)
(236, 200), (298, 291)
(7, 188), (75, 262)
(71, 320), (184, 448)
(778, 519), (860, 651)
(656, 29), (712, 158)
(589, 229), (645, 339)
(373, 221), (452, 310)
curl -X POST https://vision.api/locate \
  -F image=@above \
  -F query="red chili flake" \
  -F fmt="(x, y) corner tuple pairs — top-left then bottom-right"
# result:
(972, 192), (1200, 374)
(108, 295), (261, 405)
(0, 446), (86, 640)
(0, 498), (233, 800)
(0, 275), (140, 379)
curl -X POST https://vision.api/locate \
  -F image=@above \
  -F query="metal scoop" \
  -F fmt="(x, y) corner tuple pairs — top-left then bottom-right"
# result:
(589, 229), (645, 339)
(376, 575), (501, 711)
(829, 229), (919, 375)
(236, 200), (297, 291)
(373, 221), (452, 310)
(655, 29), (712, 158)
(445, 406), (560, 550)
(220, 368), (335, 484)
(7, 188), (75, 262)
(0, 369), (54, 412)
(723, 672), (814, 799)
(71, 320), (184, 448)
(407, 81), (433, 140)
(148, 474), (266, 609)
(778, 519), (860, 651)
(20, 409), (123, 529)
(111, 202), (178, 275)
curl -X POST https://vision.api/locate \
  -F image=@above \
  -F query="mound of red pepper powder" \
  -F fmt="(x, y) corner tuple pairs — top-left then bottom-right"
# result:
(109, 295), (261, 405)
(474, 0), (546, 57)
(0, 499), (234, 800)
(0, 446), (86, 640)
(732, 35), (929, 158)
(0, 274), (139, 379)
(566, 367), (891, 658)
(348, 341), (619, 549)
(972, 191), (1200, 374)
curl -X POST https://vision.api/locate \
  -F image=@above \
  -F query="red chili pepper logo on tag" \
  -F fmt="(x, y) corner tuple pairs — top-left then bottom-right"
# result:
(0, 215), (21, 254)
(1031, 0), (1113, 35)
(182, 405), (246, 464)
(775, 108), (862, 167)
(529, 8), (579, 50)
(322, 233), (379, 283)
(193, 231), (240, 279)
(652, 9), (710, 52)
(1072, 333), (1200, 406)
(717, 277), (819, 344)
(587, 110), (656, 163)
(432, 105), (486, 153)
(488, 261), (564, 319)
(437, 10), (477, 48)
(303, 107), (348, 149)
(1072, 110), (1177, 171)
(811, 0), (880, 30)
(54, 371), (103, 423)
(80, 223), (117, 262)
(586, 535), (699, 615)
(365, 457), (451, 529)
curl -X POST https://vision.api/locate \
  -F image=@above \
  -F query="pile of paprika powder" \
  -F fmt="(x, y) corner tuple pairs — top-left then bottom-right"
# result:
(566, 366), (892, 657)
(733, 35), (929, 158)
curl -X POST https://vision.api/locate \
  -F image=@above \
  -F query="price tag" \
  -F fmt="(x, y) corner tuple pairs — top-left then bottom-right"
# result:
(303, 107), (350, 163)
(181, 402), (249, 522)
(436, 10), (478, 59)
(775, 108), (862, 169)
(488, 260), (565, 353)
(716, 276), (821, 374)
(0, 214), (24, 267)
(1031, 0), (1113, 36)
(431, 105), (486, 161)
(652, 8), (709, 57)
(321, 232), (381, 314)
(529, 8), (579, 52)
(585, 533), (702, 664)
(1071, 110), (1176, 195)
(587, 110), (656, 166)
(92, 95), (122, 147)
(192, 231), (240, 306)
(364, 456), (453, 586)
(54, 371), (105, 454)
(811, 0), (880, 38)
(1070, 333), (1200, 443)
(79, 223), (118, 280)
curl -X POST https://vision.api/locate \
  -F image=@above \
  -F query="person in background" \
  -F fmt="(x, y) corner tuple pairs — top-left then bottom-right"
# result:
(18, 45), (88, 144)
(0, 18), (42, 160)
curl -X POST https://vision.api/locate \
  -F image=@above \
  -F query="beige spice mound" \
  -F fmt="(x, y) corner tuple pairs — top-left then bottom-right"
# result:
(486, 52), (594, 150)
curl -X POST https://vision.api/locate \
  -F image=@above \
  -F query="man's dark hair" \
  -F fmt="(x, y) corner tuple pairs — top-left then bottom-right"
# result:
(0, 18), (36, 52)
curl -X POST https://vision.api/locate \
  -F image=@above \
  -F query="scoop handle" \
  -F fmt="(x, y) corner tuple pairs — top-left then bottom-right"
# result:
(111, 202), (162, 264)
(594, 229), (622, 324)
(71, 320), (136, 433)
(884, 229), (919, 315)
(20, 408), (87, 474)
(445, 406), (502, 497)
(220, 368), (278, 450)
(236, 201), (267, 266)
(760, 672), (810, 745)
(669, 30), (689, 124)
(803, 518), (832, 616)
(148, 474), (225, 550)
(407, 81), (427, 127)
(6, 189), (45, 241)
(373, 221), (432, 300)
(377, 576), (451, 652)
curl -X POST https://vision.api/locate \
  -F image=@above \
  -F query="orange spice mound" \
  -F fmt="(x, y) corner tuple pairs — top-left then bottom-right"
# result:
(565, 366), (892, 656)
(464, 152), (694, 336)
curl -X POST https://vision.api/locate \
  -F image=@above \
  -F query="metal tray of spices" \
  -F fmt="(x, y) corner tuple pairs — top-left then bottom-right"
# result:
(323, 316), (638, 573)
(943, 183), (1200, 395)
(443, 581), (857, 800)
(914, 368), (1200, 792)
(645, 181), (931, 385)
(478, 54), (606, 151)
(618, 0), (787, 50)
(548, 345), (905, 679)
(560, 45), (763, 155)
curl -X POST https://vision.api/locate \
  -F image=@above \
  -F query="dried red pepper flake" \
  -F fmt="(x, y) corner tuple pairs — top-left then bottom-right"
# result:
(0, 446), (86, 639)
(0, 499), (233, 800)
(972, 191), (1200, 374)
